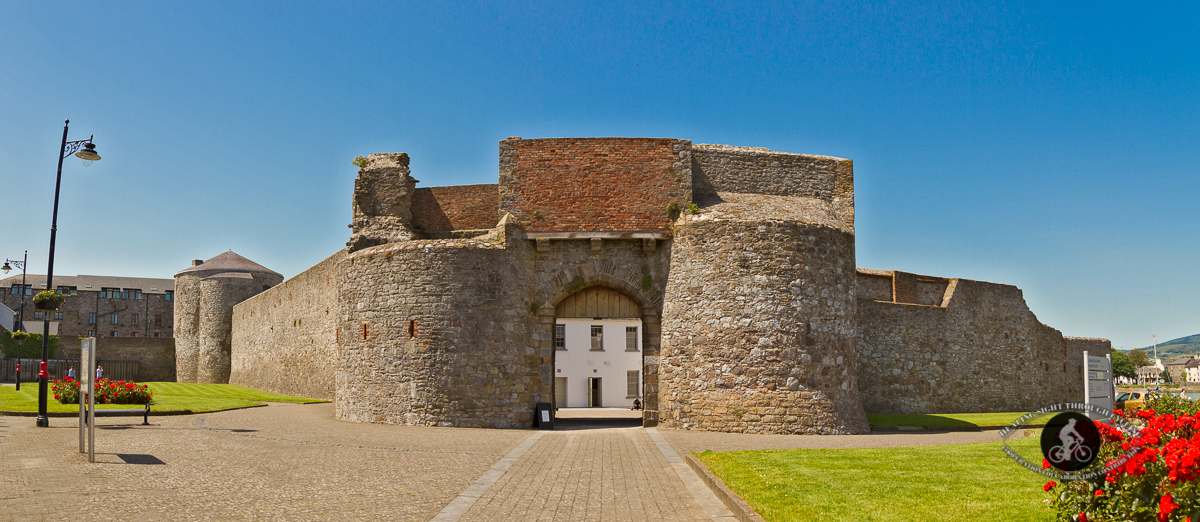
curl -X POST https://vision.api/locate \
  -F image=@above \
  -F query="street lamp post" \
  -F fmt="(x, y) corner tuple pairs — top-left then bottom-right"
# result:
(35, 119), (100, 428)
(2, 252), (28, 389)
(2, 251), (28, 333)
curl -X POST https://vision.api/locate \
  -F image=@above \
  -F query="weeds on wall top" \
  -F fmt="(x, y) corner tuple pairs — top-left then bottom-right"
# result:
(572, 276), (585, 292)
(666, 201), (680, 216)
(688, 203), (700, 215)
(641, 274), (653, 291)
(352, 155), (367, 167)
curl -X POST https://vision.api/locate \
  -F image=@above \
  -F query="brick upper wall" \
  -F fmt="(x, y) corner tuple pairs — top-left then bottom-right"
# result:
(498, 138), (692, 233)
(411, 184), (500, 232)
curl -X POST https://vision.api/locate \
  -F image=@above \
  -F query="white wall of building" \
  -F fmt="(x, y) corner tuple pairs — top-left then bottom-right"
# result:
(554, 318), (642, 408)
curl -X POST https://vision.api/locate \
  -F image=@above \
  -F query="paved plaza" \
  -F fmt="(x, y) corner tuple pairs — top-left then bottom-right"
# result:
(1, 401), (1002, 521)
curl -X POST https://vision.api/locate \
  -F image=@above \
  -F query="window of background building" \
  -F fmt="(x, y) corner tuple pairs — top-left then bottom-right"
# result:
(132, 314), (139, 326)
(626, 327), (638, 351)
(165, 290), (173, 301)
(155, 315), (162, 327)
(120, 289), (142, 299)
(109, 331), (116, 337)
(627, 370), (639, 398)
(57, 286), (77, 295)
(111, 314), (118, 325)
(101, 287), (119, 298)
(10, 284), (31, 295)
(555, 325), (566, 350)
(54, 312), (62, 320)
(590, 325), (603, 351)
(33, 311), (43, 319)
(87, 330), (95, 337)
(89, 313), (96, 324)
(153, 332), (161, 338)
(130, 332), (138, 337)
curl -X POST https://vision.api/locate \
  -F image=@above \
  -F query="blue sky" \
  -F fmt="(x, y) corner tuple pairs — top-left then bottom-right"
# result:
(0, 1), (1196, 349)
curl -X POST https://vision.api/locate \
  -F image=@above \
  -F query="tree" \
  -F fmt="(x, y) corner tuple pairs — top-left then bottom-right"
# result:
(1111, 350), (1135, 380)
(1130, 349), (1151, 368)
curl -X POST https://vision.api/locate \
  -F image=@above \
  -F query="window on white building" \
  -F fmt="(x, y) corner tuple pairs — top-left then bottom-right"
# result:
(626, 327), (638, 351)
(590, 325), (603, 351)
(627, 370), (639, 398)
(555, 325), (566, 350)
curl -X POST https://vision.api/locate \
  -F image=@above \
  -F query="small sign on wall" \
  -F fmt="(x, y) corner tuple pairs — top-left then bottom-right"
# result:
(1084, 352), (1113, 421)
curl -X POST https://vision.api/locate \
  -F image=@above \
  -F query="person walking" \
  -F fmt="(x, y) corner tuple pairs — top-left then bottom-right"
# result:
(95, 365), (103, 380)
(67, 366), (75, 379)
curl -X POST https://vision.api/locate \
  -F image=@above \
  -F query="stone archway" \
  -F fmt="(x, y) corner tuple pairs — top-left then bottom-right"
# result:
(535, 276), (663, 427)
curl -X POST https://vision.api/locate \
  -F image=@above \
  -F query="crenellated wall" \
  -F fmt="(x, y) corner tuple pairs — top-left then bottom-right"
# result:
(230, 250), (346, 400)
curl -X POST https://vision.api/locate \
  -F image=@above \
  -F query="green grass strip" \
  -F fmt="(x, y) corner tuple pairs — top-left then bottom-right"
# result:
(696, 437), (1051, 521)
(0, 382), (321, 413)
(866, 412), (1028, 427)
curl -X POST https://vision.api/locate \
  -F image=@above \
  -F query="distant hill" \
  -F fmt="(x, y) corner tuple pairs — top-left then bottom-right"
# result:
(1122, 334), (1200, 360)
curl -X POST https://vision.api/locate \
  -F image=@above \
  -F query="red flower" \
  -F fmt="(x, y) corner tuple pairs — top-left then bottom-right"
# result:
(1094, 490), (1103, 497)
(1079, 514), (1088, 522)
(1044, 481), (1057, 491)
(1160, 493), (1178, 521)
(1043, 458), (1052, 469)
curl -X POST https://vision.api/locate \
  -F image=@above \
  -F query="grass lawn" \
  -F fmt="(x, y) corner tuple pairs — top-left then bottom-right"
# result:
(0, 382), (323, 413)
(697, 436), (1052, 521)
(866, 412), (1027, 427)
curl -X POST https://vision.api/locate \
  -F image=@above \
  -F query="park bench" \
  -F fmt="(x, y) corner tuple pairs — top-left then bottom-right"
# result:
(83, 404), (151, 426)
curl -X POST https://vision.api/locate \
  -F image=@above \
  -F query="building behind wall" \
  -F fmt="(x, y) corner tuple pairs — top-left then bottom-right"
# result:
(1, 273), (175, 339)
(195, 136), (1111, 435)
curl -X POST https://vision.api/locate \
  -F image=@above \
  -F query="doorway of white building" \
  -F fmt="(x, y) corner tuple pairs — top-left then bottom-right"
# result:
(553, 286), (643, 410)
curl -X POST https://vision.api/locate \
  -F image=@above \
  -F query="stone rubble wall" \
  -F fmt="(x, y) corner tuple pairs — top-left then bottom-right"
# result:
(336, 222), (544, 428)
(173, 273), (203, 382)
(347, 153), (418, 252)
(498, 138), (692, 232)
(411, 184), (501, 235)
(659, 208), (869, 435)
(59, 337), (177, 382)
(230, 250), (346, 400)
(691, 144), (854, 203)
(197, 275), (265, 383)
(855, 278), (1108, 414)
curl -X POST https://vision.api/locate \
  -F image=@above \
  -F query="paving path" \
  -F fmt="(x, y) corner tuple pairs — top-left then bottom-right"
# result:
(0, 403), (1005, 521)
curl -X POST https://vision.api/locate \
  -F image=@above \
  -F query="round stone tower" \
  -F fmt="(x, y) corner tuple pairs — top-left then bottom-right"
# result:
(174, 252), (283, 383)
(658, 144), (869, 434)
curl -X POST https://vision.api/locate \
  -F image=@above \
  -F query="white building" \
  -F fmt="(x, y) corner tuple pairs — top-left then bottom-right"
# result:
(553, 287), (643, 409)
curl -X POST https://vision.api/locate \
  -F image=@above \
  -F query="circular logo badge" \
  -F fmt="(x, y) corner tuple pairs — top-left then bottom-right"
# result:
(1041, 412), (1101, 471)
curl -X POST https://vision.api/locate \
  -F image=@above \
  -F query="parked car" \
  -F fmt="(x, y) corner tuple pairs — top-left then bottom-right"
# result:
(1115, 391), (1148, 411)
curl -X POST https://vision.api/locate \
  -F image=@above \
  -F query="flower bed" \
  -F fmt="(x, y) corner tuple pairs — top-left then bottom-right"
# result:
(1046, 396), (1200, 521)
(51, 377), (153, 405)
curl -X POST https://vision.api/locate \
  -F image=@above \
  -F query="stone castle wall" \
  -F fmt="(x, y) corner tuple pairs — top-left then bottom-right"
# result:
(498, 138), (692, 233)
(197, 275), (263, 383)
(411, 184), (500, 236)
(347, 153), (418, 252)
(855, 274), (1110, 414)
(218, 136), (1110, 434)
(659, 199), (869, 435)
(691, 144), (854, 203)
(336, 222), (543, 428)
(59, 337), (176, 382)
(230, 250), (346, 400)
(173, 273), (203, 382)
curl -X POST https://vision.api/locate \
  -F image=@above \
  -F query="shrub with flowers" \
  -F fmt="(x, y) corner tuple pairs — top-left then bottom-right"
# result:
(1045, 395), (1200, 521)
(51, 377), (152, 405)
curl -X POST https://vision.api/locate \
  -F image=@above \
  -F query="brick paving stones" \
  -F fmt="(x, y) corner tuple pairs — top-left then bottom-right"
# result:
(0, 398), (1008, 522)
